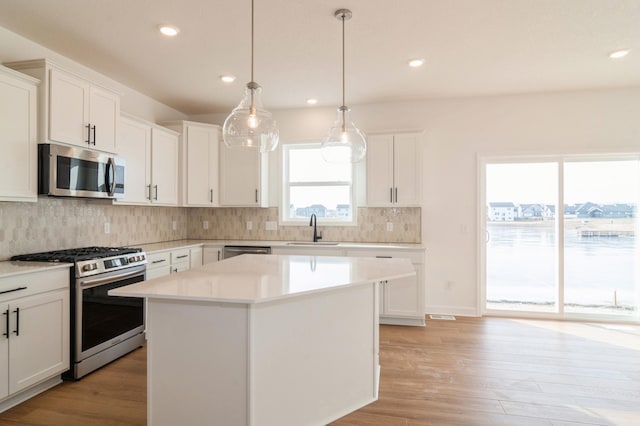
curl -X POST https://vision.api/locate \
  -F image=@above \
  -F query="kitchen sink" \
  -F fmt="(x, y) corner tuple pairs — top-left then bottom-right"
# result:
(286, 242), (340, 246)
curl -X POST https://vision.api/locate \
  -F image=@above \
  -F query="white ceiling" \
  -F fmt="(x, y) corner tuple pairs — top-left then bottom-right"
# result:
(0, 0), (638, 115)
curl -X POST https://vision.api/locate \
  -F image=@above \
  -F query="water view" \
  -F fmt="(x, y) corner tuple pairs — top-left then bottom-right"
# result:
(486, 219), (638, 316)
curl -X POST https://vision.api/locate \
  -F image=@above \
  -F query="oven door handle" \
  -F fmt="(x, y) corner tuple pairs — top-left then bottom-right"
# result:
(80, 269), (145, 289)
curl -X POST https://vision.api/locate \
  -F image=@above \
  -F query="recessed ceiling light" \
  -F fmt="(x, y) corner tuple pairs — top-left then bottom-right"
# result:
(306, 98), (318, 105)
(158, 25), (180, 37)
(220, 75), (236, 83)
(408, 58), (425, 68)
(609, 49), (630, 59)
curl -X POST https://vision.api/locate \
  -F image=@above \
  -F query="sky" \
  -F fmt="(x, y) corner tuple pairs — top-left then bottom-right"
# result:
(487, 160), (640, 205)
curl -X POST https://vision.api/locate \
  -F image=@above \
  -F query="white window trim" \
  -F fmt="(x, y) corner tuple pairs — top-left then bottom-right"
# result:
(280, 142), (358, 227)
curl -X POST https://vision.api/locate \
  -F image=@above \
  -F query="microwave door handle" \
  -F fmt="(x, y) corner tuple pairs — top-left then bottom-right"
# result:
(107, 157), (117, 196)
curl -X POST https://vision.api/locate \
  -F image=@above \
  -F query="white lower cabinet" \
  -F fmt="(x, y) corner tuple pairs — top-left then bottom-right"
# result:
(190, 247), (203, 269)
(146, 249), (191, 279)
(203, 246), (223, 264)
(346, 249), (425, 326)
(0, 267), (70, 410)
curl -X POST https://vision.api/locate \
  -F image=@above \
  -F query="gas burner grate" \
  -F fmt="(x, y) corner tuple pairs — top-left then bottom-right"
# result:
(10, 246), (141, 263)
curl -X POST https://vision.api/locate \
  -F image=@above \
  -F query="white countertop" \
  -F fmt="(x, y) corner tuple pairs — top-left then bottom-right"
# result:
(0, 261), (73, 279)
(110, 254), (415, 304)
(135, 239), (425, 254)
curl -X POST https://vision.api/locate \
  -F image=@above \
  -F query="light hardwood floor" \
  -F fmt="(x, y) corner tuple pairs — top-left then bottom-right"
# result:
(1, 317), (639, 425)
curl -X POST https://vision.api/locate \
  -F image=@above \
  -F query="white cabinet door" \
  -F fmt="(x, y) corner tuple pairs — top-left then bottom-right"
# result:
(0, 303), (8, 400)
(186, 124), (219, 206)
(49, 68), (88, 147)
(117, 116), (151, 204)
(190, 247), (203, 268)
(9, 289), (69, 395)
(203, 247), (223, 264)
(366, 133), (421, 207)
(0, 66), (38, 202)
(366, 135), (395, 206)
(393, 134), (420, 206)
(219, 146), (267, 206)
(383, 271), (421, 318)
(151, 128), (179, 205)
(89, 86), (119, 153)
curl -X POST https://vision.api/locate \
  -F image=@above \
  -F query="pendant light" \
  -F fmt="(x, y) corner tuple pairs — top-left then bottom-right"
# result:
(321, 9), (367, 163)
(223, 0), (279, 153)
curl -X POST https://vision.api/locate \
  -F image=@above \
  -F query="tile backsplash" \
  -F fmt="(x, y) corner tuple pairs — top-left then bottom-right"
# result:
(188, 207), (421, 244)
(0, 199), (420, 260)
(0, 198), (187, 260)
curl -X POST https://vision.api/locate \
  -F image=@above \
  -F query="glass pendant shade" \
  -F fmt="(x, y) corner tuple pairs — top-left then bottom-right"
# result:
(321, 106), (366, 163)
(222, 82), (279, 152)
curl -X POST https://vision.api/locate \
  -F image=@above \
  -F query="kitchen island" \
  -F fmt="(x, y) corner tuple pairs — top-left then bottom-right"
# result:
(110, 254), (415, 426)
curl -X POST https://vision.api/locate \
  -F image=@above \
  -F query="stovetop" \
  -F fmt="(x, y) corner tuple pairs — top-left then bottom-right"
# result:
(11, 246), (141, 263)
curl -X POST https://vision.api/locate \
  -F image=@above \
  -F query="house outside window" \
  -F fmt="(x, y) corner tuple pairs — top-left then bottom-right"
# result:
(281, 143), (356, 225)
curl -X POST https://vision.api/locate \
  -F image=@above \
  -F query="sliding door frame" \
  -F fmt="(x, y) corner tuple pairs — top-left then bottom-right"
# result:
(478, 150), (640, 323)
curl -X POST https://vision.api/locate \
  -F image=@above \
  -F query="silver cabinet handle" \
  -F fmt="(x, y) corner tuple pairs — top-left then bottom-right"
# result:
(147, 184), (152, 200)
(152, 259), (166, 264)
(92, 125), (97, 145)
(154, 185), (158, 200)
(176, 255), (188, 259)
(210, 189), (213, 203)
(394, 187), (398, 203)
(255, 189), (258, 203)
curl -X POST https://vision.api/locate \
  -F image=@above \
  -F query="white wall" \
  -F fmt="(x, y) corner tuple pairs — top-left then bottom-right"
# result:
(0, 26), (186, 122)
(193, 88), (640, 316)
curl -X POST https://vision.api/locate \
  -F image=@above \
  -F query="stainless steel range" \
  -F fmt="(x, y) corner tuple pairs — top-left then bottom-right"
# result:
(11, 247), (147, 379)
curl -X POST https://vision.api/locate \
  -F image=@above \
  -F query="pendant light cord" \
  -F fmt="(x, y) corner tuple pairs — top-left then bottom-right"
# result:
(249, 0), (255, 112)
(341, 12), (346, 108)
(251, 0), (254, 83)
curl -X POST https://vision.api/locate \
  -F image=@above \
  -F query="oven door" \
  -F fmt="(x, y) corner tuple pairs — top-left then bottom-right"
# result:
(75, 265), (145, 362)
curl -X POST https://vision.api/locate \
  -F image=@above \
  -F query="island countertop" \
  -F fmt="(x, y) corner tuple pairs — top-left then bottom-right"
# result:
(110, 254), (415, 304)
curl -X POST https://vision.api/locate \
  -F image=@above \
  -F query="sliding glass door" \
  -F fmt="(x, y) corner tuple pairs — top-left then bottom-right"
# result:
(485, 163), (558, 312)
(482, 155), (639, 320)
(563, 160), (639, 317)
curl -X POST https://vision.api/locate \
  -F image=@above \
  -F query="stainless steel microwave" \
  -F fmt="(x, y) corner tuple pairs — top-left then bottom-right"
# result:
(38, 143), (125, 199)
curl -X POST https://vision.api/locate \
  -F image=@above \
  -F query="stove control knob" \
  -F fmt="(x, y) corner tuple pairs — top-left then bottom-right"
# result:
(82, 263), (97, 272)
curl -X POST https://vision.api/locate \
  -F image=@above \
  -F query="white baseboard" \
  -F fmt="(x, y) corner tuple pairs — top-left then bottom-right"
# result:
(425, 305), (480, 317)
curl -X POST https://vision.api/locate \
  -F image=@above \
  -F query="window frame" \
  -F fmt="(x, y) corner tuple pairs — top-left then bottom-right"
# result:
(280, 142), (358, 226)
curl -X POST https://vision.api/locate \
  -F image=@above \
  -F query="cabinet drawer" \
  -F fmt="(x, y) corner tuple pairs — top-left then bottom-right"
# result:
(345, 249), (423, 264)
(147, 252), (171, 269)
(146, 265), (170, 280)
(171, 249), (190, 264)
(0, 268), (69, 301)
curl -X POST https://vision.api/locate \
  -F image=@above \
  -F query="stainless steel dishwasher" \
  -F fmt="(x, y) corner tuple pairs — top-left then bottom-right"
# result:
(222, 245), (272, 259)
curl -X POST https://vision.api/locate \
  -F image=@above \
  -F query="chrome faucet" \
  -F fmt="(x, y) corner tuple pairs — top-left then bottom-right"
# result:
(309, 214), (322, 243)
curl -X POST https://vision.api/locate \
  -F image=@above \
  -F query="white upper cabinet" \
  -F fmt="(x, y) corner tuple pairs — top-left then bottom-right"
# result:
(116, 114), (178, 206)
(366, 133), (422, 207)
(116, 114), (152, 204)
(0, 65), (39, 202)
(162, 121), (220, 207)
(150, 127), (179, 206)
(219, 144), (268, 207)
(5, 59), (120, 153)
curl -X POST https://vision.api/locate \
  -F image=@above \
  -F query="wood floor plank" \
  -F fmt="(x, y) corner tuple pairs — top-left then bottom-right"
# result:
(1, 317), (639, 425)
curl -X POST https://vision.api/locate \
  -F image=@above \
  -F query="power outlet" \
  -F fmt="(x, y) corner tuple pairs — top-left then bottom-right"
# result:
(386, 222), (393, 232)
(172, 220), (177, 231)
(246, 221), (253, 231)
(104, 222), (110, 234)
(203, 220), (209, 230)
